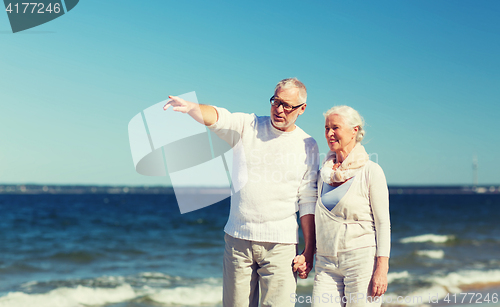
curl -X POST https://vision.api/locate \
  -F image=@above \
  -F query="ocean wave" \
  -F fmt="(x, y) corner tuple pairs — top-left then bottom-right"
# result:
(399, 234), (454, 244)
(415, 250), (445, 259)
(132, 272), (181, 287)
(1, 273), (224, 307)
(384, 269), (500, 306)
(0, 284), (136, 307)
(48, 251), (103, 263)
(0, 263), (43, 274)
(148, 283), (222, 305)
(387, 271), (410, 284)
(430, 269), (500, 289)
(384, 285), (446, 306)
(19, 275), (129, 291)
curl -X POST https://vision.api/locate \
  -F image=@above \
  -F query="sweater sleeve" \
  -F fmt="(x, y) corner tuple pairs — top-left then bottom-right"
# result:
(297, 138), (319, 217)
(208, 106), (253, 148)
(368, 163), (391, 257)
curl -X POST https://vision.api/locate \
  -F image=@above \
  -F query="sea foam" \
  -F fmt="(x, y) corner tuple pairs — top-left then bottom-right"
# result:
(148, 284), (222, 305)
(384, 269), (500, 306)
(400, 234), (454, 244)
(430, 269), (500, 288)
(387, 271), (410, 283)
(1, 274), (226, 307)
(416, 250), (445, 259)
(0, 284), (136, 307)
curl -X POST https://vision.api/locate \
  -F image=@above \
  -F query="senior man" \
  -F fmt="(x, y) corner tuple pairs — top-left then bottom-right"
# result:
(164, 78), (318, 307)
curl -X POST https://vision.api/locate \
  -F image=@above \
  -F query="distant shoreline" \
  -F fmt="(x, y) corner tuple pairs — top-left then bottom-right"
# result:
(0, 184), (499, 195)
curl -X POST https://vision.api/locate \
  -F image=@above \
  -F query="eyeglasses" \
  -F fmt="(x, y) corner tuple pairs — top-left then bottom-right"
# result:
(270, 96), (305, 112)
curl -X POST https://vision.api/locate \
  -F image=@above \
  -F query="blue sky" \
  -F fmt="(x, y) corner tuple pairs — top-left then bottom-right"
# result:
(1, 0), (499, 186)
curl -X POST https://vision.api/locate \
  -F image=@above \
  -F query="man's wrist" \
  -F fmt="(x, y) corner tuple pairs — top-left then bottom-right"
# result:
(301, 249), (315, 260)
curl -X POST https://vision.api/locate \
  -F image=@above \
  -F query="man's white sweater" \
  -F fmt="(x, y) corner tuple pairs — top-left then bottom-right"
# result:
(208, 107), (318, 244)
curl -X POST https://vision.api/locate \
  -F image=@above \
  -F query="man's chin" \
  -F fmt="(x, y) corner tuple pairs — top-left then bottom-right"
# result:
(271, 119), (291, 131)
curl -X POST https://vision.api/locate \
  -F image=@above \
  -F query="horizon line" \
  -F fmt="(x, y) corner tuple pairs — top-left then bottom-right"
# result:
(1, 184), (499, 196)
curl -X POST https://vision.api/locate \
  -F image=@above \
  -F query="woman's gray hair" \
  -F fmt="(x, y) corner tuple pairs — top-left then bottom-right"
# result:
(274, 78), (307, 105)
(324, 105), (365, 142)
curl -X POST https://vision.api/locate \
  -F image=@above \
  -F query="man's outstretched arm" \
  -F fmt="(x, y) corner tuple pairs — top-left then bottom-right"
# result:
(163, 95), (218, 126)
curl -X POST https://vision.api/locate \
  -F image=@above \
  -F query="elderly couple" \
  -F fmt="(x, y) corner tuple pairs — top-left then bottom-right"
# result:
(164, 78), (390, 307)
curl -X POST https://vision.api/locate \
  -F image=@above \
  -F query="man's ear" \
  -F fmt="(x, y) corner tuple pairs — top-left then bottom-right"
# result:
(298, 103), (307, 115)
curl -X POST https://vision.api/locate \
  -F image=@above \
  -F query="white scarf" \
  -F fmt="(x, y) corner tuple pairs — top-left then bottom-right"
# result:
(320, 143), (369, 184)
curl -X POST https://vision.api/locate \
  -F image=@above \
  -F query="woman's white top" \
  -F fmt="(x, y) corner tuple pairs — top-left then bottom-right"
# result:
(315, 160), (391, 257)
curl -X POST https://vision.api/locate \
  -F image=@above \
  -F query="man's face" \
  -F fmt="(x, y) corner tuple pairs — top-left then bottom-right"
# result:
(270, 87), (306, 132)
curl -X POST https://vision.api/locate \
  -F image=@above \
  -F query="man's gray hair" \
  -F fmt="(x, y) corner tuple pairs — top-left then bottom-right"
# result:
(274, 78), (307, 105)
(324, 105), (365, 142)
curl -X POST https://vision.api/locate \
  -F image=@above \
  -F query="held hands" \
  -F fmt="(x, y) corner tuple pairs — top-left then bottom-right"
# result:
(293, 253), (313, 279)
(163, 95), (195, 113)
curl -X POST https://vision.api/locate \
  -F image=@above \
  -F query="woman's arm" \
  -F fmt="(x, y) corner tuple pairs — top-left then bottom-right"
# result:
(369, 163), (391, 296)
(369, 163), (391, 258)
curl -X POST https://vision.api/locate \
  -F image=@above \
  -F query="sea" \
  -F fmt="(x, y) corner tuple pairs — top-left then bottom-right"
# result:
(0, 185), (499, 307)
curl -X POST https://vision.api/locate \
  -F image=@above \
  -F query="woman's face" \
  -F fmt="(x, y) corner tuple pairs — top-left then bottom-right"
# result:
(325, 113), (358, 153)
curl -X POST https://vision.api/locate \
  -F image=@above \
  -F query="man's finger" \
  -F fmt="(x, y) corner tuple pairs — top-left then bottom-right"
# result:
(163, 96), (177, 110)
(163, 95), (181, 110)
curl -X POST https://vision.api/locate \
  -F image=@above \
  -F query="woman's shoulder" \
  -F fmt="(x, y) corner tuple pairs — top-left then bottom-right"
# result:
(363, 160), (385, 176)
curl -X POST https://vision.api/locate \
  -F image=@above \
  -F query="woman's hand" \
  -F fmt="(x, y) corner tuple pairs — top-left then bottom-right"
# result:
(293, 253), (313, 279)
(370, 256), (389, 297)
(370, 268), (388, 297)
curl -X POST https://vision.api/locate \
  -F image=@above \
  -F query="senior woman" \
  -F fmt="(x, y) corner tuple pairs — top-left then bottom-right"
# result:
(298, 105), (390, 307)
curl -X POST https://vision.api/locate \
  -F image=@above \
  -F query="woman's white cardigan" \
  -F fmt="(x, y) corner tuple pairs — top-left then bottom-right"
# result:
(315, 160), (391, 257)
